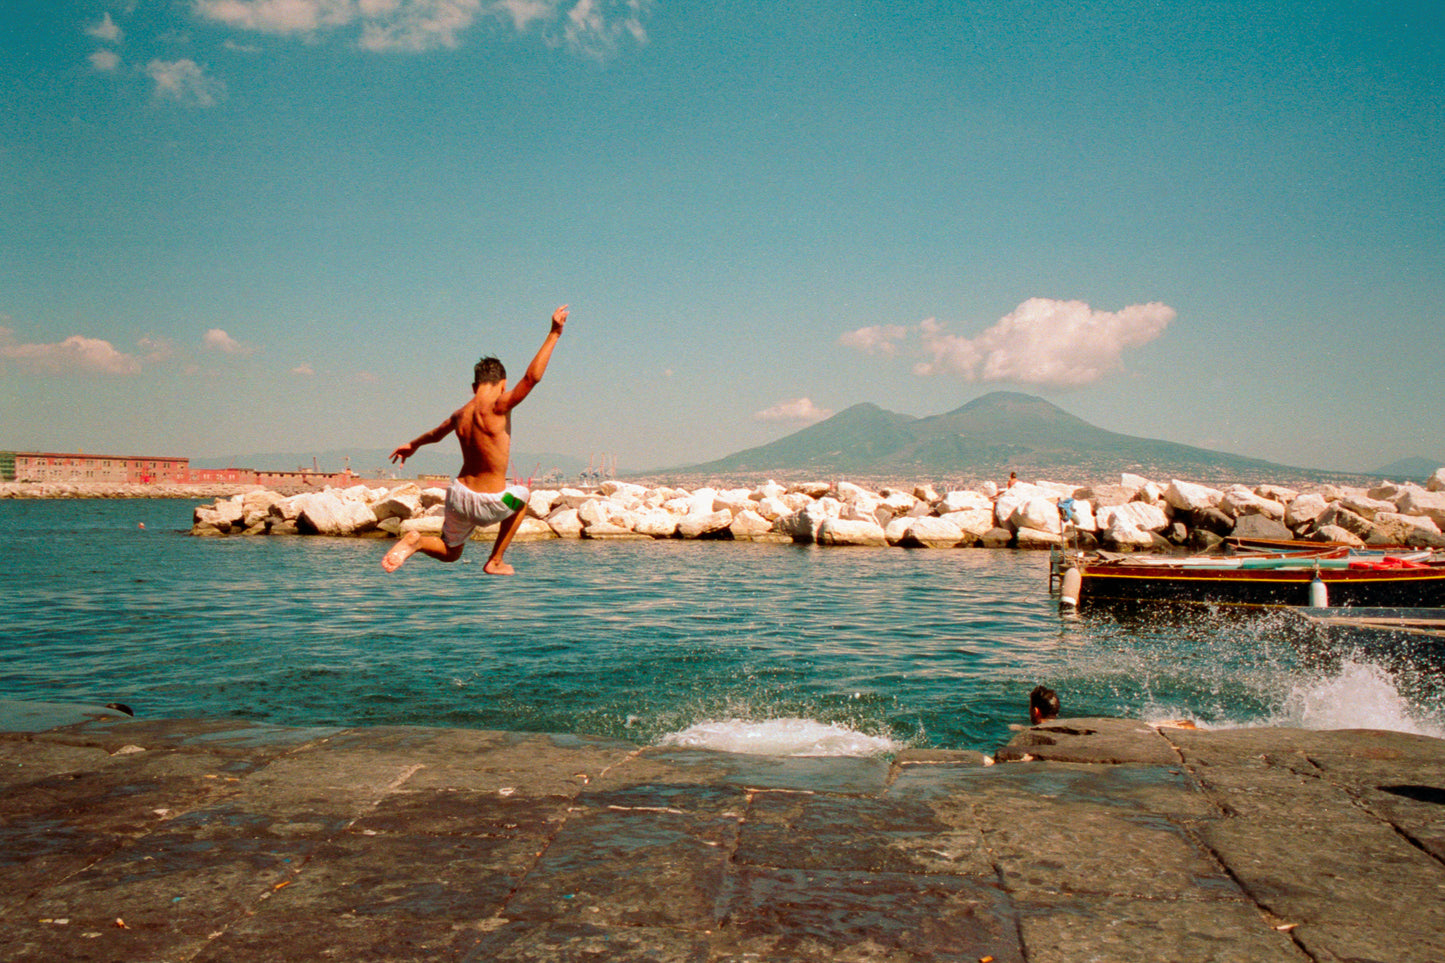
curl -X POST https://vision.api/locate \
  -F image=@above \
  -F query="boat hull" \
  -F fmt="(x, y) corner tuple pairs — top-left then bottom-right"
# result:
(1077, 564), (1445, 609)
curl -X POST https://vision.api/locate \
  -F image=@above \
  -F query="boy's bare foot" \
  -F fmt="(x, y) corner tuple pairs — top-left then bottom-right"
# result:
(483, 558), (515, 575)
(382, 531), (422, 572)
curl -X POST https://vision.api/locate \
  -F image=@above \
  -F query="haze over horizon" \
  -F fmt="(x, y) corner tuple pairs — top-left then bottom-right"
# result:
(3, 3), (1442, 475)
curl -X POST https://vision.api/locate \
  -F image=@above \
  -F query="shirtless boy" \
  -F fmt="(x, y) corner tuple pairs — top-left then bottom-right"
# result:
(382, 304), (568, 575)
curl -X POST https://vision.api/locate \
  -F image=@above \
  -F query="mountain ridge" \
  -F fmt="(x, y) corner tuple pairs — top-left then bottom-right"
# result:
(655, 391), (1379, 487)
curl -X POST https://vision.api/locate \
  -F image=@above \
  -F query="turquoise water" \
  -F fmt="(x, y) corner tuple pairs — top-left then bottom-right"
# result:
(3, 499), (1442, 753)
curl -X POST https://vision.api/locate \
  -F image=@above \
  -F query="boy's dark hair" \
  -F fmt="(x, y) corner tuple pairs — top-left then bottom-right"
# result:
(1029, 685), (1061, 720)
(473, 356), (506, 387)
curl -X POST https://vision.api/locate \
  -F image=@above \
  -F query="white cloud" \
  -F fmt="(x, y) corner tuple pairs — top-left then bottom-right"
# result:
(86, 12), (124, 44)
(291, 362), (316, 376)
(563, 0), (649, 58)
(359, 0), (485, 52)
(192, 0), (649, 56)
(494, 0), (557, 31)
(0, 326), (142, 375)
(147, 58), (226, 107)
(838, 323), (907, 356)
(90, 50), (122, 71)
(842, 298), (1175, 388)
(203, 328), (252, 354)
(756, 397), (834, 424)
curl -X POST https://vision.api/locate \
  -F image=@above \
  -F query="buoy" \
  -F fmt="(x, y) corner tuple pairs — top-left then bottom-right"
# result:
(1060, 567), (1083, 607)
(1309, 570), (1328, 608)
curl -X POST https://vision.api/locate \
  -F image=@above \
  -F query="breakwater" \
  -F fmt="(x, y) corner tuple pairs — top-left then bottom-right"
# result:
(2, 481), (265, 500)
(188, 470), (1445, 552)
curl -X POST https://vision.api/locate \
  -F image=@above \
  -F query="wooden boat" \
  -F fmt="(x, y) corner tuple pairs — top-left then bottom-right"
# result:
(1058, 550), (1445, 609)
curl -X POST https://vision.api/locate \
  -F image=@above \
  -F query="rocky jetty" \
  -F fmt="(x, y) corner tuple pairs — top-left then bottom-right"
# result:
(188, 467), (1445, 551)
(1, 481), (263, 500)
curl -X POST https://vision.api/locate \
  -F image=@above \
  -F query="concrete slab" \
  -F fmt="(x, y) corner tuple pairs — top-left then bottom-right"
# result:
(3, 705), (1444, 962)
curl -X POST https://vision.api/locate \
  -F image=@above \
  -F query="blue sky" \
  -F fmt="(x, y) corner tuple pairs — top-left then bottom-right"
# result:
(3, 1), (1442, 475)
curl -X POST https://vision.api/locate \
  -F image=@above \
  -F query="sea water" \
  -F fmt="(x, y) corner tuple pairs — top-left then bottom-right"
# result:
(3, 499), (1442, 755)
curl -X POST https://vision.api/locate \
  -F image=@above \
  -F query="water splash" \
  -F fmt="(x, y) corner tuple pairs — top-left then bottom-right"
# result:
(657, 717), (904, 757)
(1270, 659), (1445, 738)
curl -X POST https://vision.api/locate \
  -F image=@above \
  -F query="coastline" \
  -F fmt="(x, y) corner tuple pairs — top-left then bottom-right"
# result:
(4, 699), (1442, 961)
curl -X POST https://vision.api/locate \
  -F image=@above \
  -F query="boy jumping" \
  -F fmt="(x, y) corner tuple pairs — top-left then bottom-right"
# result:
(382, 304), (568, 575)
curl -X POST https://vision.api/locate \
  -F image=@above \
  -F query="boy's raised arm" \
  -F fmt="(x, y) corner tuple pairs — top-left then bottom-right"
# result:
(500, 304), (568, 412)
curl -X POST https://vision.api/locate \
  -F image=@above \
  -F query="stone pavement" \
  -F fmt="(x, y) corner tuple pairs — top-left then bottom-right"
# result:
(2, 701), (1443, 963)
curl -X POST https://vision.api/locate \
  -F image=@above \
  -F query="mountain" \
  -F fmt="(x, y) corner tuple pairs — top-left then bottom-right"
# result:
(658, 391), (1365, 487)
(1371, 456), (1443, 481)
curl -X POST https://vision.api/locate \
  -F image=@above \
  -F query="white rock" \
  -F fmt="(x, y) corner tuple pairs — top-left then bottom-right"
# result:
(1396, 487), (1445, 525)
(776, 503), (831, 542)
(516, 517), (557, 540)
(1120, 473), (1153, 494)
(371, 490), (422, 523)
(817, 517), (887, 546)
(600, 480), (648, 500)
(554, 488), (596, 510)
(1256, 484), (1299, 503)
(1016, 528), (1063, 548)
(713, 489), (755, 516)
(979, 480), (999, 499)
(1370, 512), (1444, 547)
(577, 499), (615, 527)
(634, 509), (679, 538)
(684, 488), (718, 516)
(547, 508), (584, 538)
(755, 480), (787, 500)
(677, 509), (733, 539)
(1312, 523), (1364, 546)
(1284, 492), (1329, 528)
(1064, 500), (1098, 532)
(1220, 486), (1284, 520)
(1011, 497), (1063, 535)
(994, 483), (1056, 528)
(754, 496), (791, 521)
(1165, 479), (1224, 513)
(420, 487), (447, 509)
(1429, 468), (1445, 493)
(1098, 501), (1169, 533)
(904, 516), (964, 548)
(295, 491), (377, 535)
(528, 490), (559, 517)
(884, 516), (914, 545)
(938, 508), (994, 541)
(881, 491), (919, 514)
(1338, 493), (1397, 520)
(836, 480), (872, 503)
(913, 483), (939, 502)
(728, 509), (773, 539)
(938, 490), (991, 514)
(400, 516), (444, 537)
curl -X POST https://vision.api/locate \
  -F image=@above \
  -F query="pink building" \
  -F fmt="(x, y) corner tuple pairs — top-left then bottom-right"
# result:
(7, 451), (190, 484)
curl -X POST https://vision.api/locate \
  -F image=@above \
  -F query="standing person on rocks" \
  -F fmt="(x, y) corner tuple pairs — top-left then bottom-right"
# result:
(382, 305), (569, 576)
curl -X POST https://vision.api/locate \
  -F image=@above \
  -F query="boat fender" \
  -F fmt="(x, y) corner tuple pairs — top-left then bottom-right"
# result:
(1309, 570), (1328, 608)
(1060, 567), (1083, 608)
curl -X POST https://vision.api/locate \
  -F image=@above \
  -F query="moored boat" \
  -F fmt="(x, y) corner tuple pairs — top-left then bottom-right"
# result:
(1056, 549), (1445, 609)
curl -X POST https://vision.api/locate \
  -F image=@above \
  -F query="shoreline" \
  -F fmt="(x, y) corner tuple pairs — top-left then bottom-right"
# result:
(4, 699), (1442, 961)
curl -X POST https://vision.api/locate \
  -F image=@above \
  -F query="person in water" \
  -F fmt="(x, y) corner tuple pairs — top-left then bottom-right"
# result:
(1029, 685), (1060, 725)
(382, 304), (569, 576)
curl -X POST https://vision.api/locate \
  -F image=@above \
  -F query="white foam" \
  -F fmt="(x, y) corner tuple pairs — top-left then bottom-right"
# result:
(1272, 659), (1445, 738)
(657, 717), (903, 757)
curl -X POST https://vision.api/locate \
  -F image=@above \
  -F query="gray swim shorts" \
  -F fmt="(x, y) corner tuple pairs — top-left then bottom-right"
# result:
(441, 480), (530, 548)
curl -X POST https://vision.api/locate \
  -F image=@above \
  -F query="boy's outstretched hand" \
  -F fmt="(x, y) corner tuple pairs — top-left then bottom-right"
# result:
(551, 304), (568, 332)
